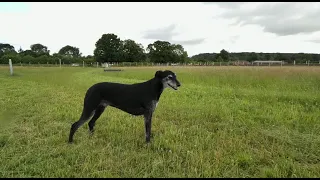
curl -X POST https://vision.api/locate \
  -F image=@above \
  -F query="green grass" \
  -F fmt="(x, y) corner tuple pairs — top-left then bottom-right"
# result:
(0, 66), (320, 178)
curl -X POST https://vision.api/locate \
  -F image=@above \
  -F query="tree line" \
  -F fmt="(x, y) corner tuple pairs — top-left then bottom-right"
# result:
(0, 33), (189, 65)
(0, 43), (95, 65)
(191, 49), (320, 63)
(1, 33), (320, 65)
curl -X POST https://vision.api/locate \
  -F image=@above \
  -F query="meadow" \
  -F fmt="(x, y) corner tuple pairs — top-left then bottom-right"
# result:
(0, 65), (319, 178)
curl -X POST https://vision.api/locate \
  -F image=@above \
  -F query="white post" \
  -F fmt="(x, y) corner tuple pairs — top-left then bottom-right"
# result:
(308, 61), (310, 66)
(96, 62), (98, 68)
(83, 61), (84, 68)
(9, 59), (13, 75)
(294, 60), (296, 66)
(281, 61), (283, 67)
(59, 59), (61, 68)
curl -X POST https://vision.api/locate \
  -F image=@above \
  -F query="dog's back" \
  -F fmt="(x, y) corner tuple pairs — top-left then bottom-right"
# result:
(84, 80), (159, 114)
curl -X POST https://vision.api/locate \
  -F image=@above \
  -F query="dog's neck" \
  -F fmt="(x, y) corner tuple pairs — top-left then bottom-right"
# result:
(149, 77), (166, 101)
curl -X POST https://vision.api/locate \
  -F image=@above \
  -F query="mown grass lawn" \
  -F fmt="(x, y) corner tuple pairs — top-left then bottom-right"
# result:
(0, 66), (319, 178)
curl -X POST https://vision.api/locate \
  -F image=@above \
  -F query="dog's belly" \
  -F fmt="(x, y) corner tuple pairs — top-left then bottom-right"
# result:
(111, 105), (145, 116)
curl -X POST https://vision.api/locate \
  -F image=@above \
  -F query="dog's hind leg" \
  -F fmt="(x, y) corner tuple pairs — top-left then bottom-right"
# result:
(68, 107), (95, 143)
(88, 104), (106, 135)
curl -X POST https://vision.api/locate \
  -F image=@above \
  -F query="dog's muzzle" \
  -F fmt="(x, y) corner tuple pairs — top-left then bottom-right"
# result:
(168, 82), (180, 90)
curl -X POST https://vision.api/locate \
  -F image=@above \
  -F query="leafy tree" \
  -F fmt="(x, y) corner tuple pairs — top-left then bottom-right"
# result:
(122, 39), (146, 62)
(18, 47), (23, 53)
(0, 43), (19, 64)
(219, 49), (229, 61)
(216, 56), (224, 62)
(147, 41), (172, 63)
(0, 43), (16, 60)
(0, 53), (21, 64)
(36, 55), (51, 64)
(30, 43), (50, 57)
(58, 45), (81, 58)
(94, 33), (122, 63)
(21, 55), (36, 64)
(265, 53), (271, 60)
(147, 40), (187, 63)
(246, 52), (258, 62)
(191, 53), (217, 62)
(20, 50), (36, 57)
(171, 44), (188, 63)
(0, 43), (16, 54)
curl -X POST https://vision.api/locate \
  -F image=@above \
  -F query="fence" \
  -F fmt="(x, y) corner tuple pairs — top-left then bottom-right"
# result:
(96, 61), (320, 67)
(1, 60), (320, 68)
(0, 62), (97, 68)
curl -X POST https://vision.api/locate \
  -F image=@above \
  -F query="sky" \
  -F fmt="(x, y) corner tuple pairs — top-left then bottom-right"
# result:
(1, 2), (320, 57)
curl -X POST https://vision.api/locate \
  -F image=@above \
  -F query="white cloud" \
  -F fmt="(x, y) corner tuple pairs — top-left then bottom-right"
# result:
(1, 2), (320, 57)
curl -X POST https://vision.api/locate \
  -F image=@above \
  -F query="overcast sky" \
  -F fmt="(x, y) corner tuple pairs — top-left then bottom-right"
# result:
(1, 2), (320, 56)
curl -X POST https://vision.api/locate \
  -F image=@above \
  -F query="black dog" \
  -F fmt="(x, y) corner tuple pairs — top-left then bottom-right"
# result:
(68, 70), (181, 143)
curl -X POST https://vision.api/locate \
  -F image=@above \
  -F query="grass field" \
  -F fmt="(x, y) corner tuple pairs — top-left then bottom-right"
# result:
(0, 66), (320, 178)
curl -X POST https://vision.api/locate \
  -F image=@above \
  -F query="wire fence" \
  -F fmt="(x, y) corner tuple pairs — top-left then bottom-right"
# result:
(1, 60), (320, 68)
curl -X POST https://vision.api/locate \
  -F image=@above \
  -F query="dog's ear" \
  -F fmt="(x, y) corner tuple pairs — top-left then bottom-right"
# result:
(155, 70), (163, 78)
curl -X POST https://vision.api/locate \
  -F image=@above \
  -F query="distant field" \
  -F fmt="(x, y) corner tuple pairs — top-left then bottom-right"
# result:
(0, 66), (320, 178)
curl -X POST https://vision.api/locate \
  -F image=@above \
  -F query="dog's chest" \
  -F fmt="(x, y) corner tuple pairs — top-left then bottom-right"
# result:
(150, 100), (159, 111)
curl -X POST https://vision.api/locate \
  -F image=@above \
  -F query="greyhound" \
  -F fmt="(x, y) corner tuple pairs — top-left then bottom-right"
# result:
(68, 70), (181, 144)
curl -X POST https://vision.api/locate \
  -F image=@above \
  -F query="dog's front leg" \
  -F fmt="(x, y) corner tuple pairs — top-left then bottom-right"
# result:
(144, 111), (153, 143)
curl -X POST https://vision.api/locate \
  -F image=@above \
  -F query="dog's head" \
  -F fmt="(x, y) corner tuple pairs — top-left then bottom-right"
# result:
(155, 70), (181, 90)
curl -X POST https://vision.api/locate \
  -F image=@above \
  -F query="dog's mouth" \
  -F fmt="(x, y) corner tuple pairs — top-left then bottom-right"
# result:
(168, 83), (178, 90)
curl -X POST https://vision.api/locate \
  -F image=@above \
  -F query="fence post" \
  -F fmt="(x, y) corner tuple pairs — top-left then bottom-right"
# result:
(83, 61), (84, 68)
(9, 59), (13, 75)
(294, 60), (295, 66)
(59, 59), (61, 68)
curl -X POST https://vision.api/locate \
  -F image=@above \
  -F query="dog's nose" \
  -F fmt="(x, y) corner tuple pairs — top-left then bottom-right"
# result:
(177, 83), (181, 87)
